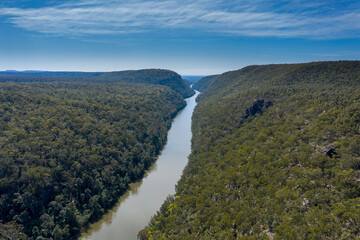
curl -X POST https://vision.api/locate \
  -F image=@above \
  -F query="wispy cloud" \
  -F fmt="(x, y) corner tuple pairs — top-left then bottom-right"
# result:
(0, 0), (359, 39)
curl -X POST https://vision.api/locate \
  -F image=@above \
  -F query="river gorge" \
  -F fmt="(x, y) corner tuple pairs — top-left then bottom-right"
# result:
(81, 91), (199, 240)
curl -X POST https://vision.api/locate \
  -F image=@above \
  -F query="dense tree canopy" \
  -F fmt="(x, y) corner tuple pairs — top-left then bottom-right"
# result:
(147, 61), (360, 239)
(0, 81), (186, 239)
(0, 69), (194, 98)
(192, 74), (218, 92)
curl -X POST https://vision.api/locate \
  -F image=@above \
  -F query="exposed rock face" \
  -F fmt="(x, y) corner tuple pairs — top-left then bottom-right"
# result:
(243, 99), (273, 119)
(321, 145), (337, 158)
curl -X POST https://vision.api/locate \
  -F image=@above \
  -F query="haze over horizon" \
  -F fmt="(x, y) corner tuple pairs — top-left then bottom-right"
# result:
(1, 0), (359, 75)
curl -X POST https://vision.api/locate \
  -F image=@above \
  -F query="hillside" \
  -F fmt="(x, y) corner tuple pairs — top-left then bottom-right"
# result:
(146, 61), (360, 239)
(182, 76), (205, 86)
(0, 71), (101, 77)
(0, 82), (186, 239)
(0, 69), (194, 98)
(192, 74), (219, 92)
(95, 69), (194, 98)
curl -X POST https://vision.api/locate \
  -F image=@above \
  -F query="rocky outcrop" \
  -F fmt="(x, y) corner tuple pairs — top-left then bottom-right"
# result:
(321, 145), (337, 158)
(243, 99), (273, 119)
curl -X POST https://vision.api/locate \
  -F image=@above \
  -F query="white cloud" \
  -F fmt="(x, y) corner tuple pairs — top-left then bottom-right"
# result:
(0, 0), (359, 38)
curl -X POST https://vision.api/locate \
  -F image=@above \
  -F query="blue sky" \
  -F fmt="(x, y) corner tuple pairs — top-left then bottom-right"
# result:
(0, 0), (359, 75)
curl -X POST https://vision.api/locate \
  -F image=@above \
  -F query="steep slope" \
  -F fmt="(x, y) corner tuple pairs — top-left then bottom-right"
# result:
(0, 82), (186, 239)
(146, 61), (360, 239)
(192, 74), (219, 92)
(182, 76), (205, 86)
(95, 69), (194, 98)
(0, 69), (194, 98)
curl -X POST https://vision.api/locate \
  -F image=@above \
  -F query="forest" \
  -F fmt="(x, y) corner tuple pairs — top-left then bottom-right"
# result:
(0, 70), (192, 239)
(145, 61), (360, 239)
(192, 74), (218, 92)
(0, 69), (194, 98)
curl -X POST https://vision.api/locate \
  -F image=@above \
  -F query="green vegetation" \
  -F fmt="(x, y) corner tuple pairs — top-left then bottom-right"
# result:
(0, 71), (100, 77)
(0, 81), (186, 239)
(95, 69), (194, 98)
(0, 69), (194, 98)
(182, 76), (205, 86)
(192, 74), (219, 92)
(147, 61), (360, 239)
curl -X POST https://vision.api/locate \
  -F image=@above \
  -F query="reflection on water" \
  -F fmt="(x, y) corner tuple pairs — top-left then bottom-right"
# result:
(80, 91), (199, 240)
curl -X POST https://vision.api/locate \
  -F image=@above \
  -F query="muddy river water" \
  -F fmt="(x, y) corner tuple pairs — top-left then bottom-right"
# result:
(80, 91), (199, 240)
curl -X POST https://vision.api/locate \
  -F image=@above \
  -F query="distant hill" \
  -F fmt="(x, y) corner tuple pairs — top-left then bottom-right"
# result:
(182, 75), (206, 86)
(147, 61), (360, 239)
(0, 69), (194, 98)
(198, 61), (360, 101)
(0, 70), (101, 77)
(192, 74), (219, 92)
(96, 69), (194, 98)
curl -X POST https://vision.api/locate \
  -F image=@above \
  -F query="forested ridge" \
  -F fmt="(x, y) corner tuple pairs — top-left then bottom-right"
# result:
(0, 81), (187, 239)
(192, 75), (218, 92)
(0, 69), (194, 98)
(0, 71), (101, 77)
(146, 61), (360, 239)
(182, 76), (205, 86)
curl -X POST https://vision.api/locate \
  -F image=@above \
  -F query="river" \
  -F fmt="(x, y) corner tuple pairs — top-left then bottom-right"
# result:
(80, 90), (199, 240)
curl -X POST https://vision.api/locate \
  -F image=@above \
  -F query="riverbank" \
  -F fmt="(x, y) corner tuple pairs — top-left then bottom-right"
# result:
(80, 91), (199, 240)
